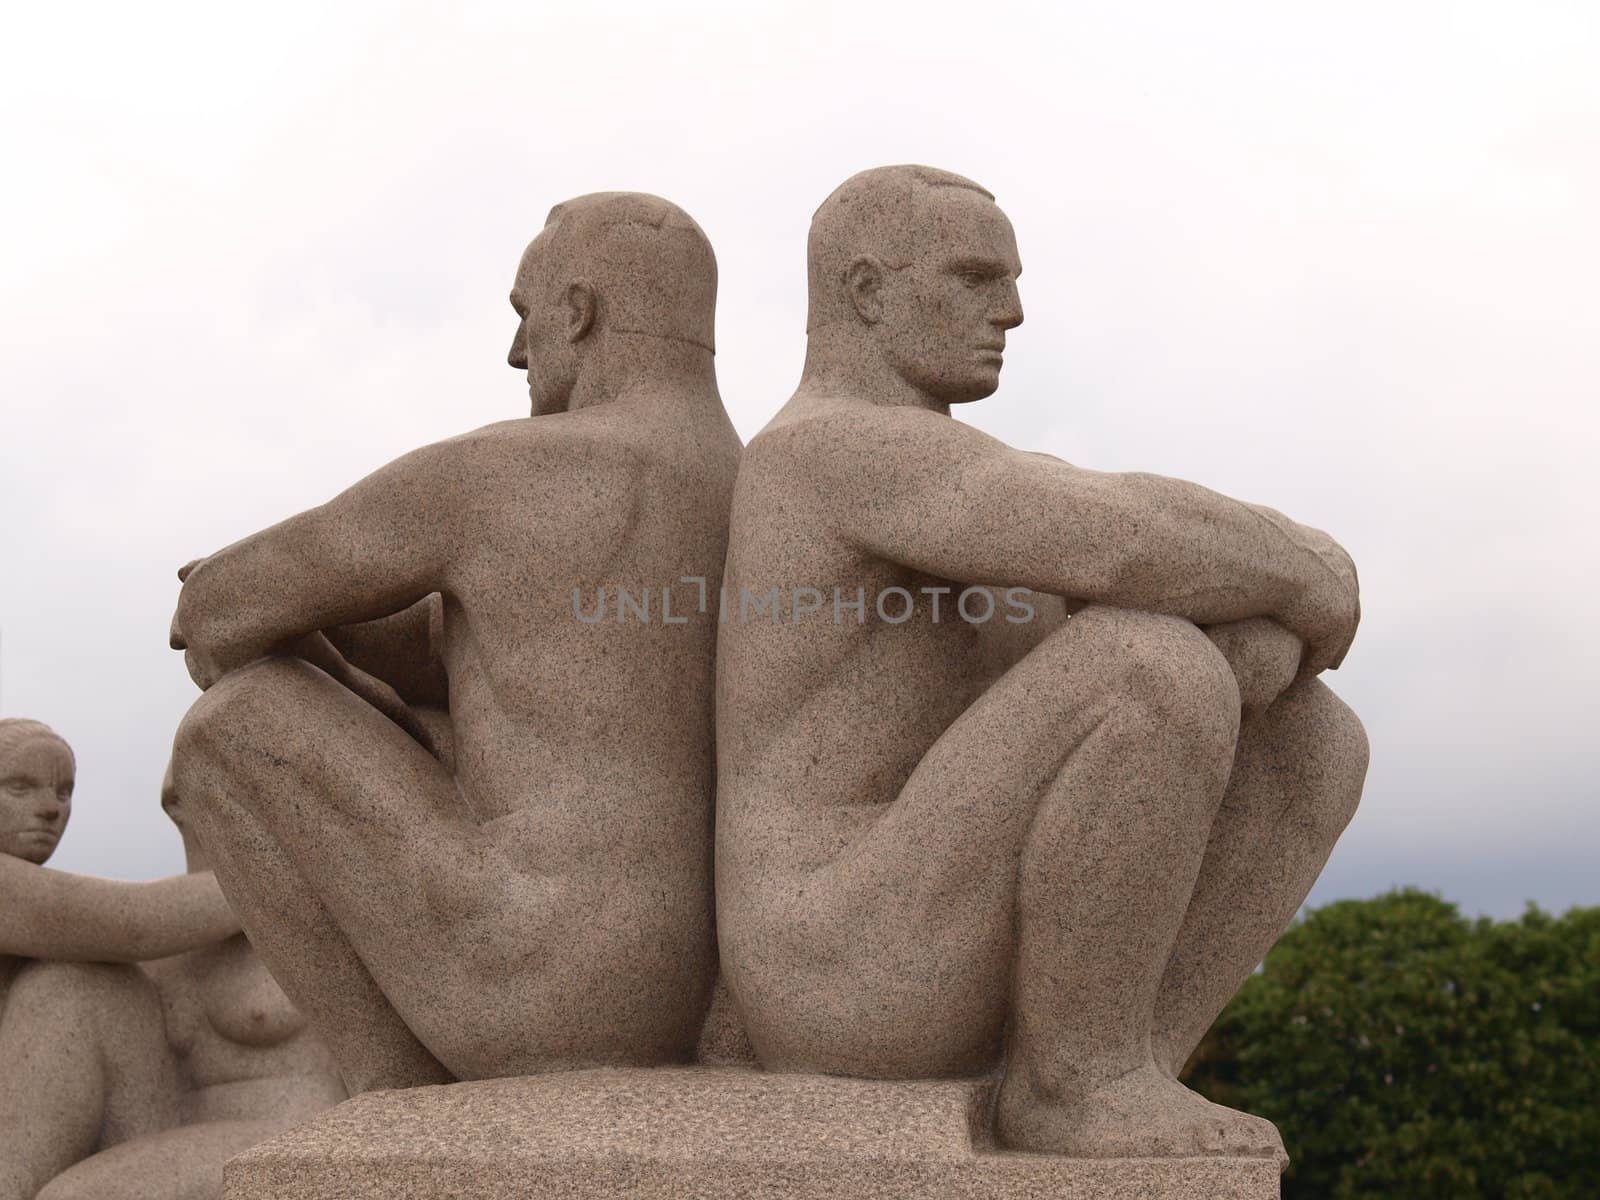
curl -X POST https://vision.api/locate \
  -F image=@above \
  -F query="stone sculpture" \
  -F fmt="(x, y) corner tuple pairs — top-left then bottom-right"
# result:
(0, 724), (342, 1200)
(0, 719), (240, 1001)
(167, 192), (743, 1096)
(1, 718), (239, 1199)
(714, 165), (1369, 1163)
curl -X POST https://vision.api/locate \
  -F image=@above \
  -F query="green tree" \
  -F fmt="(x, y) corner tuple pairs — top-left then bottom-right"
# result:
(1184, 889), (1600, 1199)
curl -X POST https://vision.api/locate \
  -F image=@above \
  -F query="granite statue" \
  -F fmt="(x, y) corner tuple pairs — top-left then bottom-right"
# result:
(0, 725), (343, 1200)
(167, 192), (743, 1096)
(0, 719), (238, 1000)
(2, 716), (241, 1200)
(714, 165), (1369, 1164)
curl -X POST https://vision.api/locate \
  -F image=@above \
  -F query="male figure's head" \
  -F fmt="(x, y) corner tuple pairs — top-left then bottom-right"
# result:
(0, 718), (74, 865)
(508, 192), (719, 416)
(805, 165), (1024, 408)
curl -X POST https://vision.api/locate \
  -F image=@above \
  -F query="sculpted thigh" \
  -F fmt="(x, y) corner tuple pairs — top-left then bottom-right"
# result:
(0, 961), (181, 1194)
(1234, 675), (1368, 833)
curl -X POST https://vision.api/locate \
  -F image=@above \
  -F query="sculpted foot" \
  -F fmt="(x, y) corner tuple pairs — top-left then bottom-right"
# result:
(996, 1063), (1287, 1168)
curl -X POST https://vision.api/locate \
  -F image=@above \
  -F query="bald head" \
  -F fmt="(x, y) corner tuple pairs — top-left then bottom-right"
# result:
(510, 192), (719, 415)
(521, 192), (717, 351)
(802, 165), (1023, 408)
(806, 165), (996, 334)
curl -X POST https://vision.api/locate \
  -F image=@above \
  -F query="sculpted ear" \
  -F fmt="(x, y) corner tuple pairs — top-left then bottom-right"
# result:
(844, 255), (885, 325)
(564, 280), (597, 343)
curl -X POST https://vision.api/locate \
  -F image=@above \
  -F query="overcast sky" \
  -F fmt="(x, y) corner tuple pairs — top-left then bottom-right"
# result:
(2, 2), (1595, 918)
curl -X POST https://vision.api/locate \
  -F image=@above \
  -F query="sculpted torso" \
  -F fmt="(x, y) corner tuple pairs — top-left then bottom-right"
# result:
(32, 932), (347, 1200)
(721, 398), (1070, 871)
(145, 934), (344, 1125)
(436, 404), (737, 850)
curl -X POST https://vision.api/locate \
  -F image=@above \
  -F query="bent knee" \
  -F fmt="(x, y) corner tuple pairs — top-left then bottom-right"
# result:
(173, 657), (320, 771)
(1300, 681), (1368, 831)
(1085, 609), (1241, 745)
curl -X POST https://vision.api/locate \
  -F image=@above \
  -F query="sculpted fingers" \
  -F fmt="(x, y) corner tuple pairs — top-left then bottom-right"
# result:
(172, 558), (227, 686)
(171, 562), (200, 649)
(1283, 524), (1360, 676)
(171, 556), (211, 649)
(184, 647), (222, 691)
(1330, 591), (1360, 670)
(1322, 540), (1359, 669)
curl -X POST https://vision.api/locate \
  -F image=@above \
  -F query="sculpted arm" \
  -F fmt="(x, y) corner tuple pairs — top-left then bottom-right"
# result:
(174, 437), (472, 687)
(822, 408), (1358, 672)
(323, 595), (448, 708)
(0, 856), (239, 961)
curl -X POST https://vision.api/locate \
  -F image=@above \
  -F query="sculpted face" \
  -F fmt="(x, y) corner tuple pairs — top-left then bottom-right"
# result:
(872, 187), (1024, 406)
(507, 231), (585, 417)
(0, 736), (74, 865)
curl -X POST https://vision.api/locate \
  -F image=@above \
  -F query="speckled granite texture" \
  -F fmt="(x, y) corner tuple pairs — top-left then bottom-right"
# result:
(224, 1068), (1279, 1198)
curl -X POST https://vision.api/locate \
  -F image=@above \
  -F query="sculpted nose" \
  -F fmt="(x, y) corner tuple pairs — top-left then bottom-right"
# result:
(34, 792), (61, 821)
(996, 281), (1024, 331)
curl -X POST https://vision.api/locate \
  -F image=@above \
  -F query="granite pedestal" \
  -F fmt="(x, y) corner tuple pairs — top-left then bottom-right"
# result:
(224, 1068), (1280, 1199)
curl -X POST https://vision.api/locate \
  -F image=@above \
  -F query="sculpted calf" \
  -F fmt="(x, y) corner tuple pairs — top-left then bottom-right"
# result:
(169, 193), (742, 1093)
(715, 165), (1368, 1162)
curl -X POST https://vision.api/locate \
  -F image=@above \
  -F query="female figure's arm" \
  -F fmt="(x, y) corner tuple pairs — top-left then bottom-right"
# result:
(0, 856), (239, 962)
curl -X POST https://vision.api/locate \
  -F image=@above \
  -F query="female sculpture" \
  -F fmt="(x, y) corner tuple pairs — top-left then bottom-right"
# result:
(0, 719), (344, 1199)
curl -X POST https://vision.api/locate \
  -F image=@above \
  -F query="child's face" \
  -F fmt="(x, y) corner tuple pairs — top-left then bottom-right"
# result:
(0, 737), (74, 864)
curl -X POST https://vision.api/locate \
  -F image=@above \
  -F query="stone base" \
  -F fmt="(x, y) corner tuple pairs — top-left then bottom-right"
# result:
(224, 1067), (1280, 1199)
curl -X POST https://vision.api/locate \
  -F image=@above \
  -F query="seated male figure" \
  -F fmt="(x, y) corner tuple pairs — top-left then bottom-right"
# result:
(715, 166), (1368, 1161)
(170, 193), (742, 1093)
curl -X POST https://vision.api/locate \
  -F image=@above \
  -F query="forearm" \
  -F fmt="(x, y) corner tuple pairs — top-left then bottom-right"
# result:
(178, 518), (341, 674)
(1, 867), (239, 962)
(834, 409), (1356, 667)
(179, 496), (444, 679)
(109, 874), (240, 959)
(1052, 471), (1323, 625)
(323, 595), (448, 707)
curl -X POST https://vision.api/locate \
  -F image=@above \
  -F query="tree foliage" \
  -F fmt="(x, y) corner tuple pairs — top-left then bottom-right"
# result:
(1183, 889), (1600, 1199)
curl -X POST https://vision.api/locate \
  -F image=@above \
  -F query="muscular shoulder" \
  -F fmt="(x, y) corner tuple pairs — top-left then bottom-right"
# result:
(438, 415), (648, 475)
(394, 416), (651, 526)
(438, 410), (721, 579)
(750, 397), (1001, 480)
(739, 396), (1010, 533)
